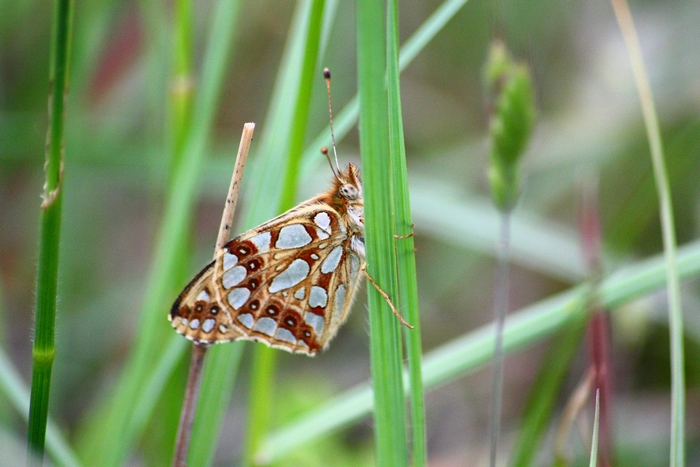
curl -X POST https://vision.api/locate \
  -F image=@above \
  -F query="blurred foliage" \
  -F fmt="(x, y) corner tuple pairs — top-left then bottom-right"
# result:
(1, 0), (700, 465)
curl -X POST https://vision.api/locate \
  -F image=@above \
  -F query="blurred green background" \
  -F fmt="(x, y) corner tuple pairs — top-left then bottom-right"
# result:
(1, 0), (699, 465)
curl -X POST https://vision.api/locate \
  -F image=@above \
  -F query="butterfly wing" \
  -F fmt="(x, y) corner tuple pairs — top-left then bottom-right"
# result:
(170, 203), (363, 355)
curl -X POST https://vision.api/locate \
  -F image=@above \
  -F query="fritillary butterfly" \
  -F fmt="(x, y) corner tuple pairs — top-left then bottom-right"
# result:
(169, 163), (366, 356)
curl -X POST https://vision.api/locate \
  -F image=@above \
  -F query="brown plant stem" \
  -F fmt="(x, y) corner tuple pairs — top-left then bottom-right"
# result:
(171, 123), (254, 467)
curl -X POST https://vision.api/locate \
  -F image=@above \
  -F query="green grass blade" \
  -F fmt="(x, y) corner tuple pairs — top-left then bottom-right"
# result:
(357, 0), (408, 464)
(27, 0), (74, 461)
(258, 239), (700, 461)
(75, 0), (241, 464)
(611, 2), (685, 464)
(386, 0), (425, 465)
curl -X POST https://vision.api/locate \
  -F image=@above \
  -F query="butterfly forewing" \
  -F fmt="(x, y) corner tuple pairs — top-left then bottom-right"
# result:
(169, 177), (365, 356)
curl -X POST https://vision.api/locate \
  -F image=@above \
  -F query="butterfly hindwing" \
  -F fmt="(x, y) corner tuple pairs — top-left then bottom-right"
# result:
(170, 202), (364, 355)
(169, 163), (368, 356)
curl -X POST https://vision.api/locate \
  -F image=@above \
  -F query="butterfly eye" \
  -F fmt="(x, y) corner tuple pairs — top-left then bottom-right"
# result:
(339, 184), (358, 200)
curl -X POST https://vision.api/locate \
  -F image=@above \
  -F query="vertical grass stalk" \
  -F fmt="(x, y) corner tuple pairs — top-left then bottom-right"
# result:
(610, 2), (685, 465)
(386, 1), (426, 465)
(357, 0), (408, 464)
(27, 0), (74, 462)
(482, 42), (535, 467)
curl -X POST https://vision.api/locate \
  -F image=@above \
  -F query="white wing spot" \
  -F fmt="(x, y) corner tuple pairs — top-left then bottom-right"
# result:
(304, 312), (325, 336)
(310, 253), (319, 260)
(316, 229), (330, 240)
(237, 313), (254, 329)
(321, 245), (343, 274)
(196, 290), (210, 302)
(276, 224), (312, 249)
(227, 287), (250, 310)
(250, 232), (272, 252)
(294, 287), (306, 300)
(218, 324), (228, 333)
(223, 252), (238, 271)
(189, 319), (200, 330)
(202, 318), (216, 333)
(181, 318), (189, 327)
(222, 265), (247, 288)
(314, 212), (331, 231)
(275, 327), (297, 344)
(253, 317), (277, 336)
(269, 259), (310, 292)
(334, 284), (347, 319)
(309, 286), (328, 308)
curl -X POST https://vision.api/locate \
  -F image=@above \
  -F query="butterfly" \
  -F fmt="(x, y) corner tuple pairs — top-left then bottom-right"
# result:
(169, 163), (368, 356)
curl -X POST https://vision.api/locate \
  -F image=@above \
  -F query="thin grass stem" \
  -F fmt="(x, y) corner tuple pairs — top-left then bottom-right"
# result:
(171, 124), (254, 466)
(27, 0), (74, 462)
(488, 213), (510, 467)
(610, 2), (685, 465)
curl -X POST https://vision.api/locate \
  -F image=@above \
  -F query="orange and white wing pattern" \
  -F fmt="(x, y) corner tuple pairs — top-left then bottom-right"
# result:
(169, 203), (364, 356)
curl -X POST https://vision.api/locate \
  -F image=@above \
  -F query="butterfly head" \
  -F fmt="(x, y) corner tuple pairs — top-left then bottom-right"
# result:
(333, 163), (364, 234)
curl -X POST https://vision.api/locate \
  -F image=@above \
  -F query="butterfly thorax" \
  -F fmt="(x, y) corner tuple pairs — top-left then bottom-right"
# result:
(316, 163), (365, 259)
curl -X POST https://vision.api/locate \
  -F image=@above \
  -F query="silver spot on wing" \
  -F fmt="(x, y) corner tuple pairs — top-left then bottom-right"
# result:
(223, 252), (238, 271)
(269, 259), (310, 292)
(304, 312), (325, 336)
(250, 231), (272, 252)
(309, 286), (328, 308)
(276, 224), (312, 249)
(227, 287), (250, 310)
(222, 265), (247, 288)
(253, 317), (277, 336)
(320, 245), (343, 274)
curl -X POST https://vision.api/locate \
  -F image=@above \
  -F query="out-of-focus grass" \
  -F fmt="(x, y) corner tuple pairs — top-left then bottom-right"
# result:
(1, 0), (699, 465)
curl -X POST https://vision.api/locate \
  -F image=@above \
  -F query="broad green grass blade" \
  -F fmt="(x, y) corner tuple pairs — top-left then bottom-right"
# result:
(257, 239), (700, 461)
(357, 0), (408, 464)
(386, 0), (426, 465)
(27, 0), (73, 461)
(611, 2), (685, 465)
(75, 1), (241, 465)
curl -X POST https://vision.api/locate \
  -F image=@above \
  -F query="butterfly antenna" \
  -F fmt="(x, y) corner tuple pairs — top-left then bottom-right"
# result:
(320, 147), (338, 180)
(323, 68), (342, 178)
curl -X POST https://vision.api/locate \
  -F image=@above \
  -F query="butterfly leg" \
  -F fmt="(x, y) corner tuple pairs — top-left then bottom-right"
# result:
(361, 264), (414, 329)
